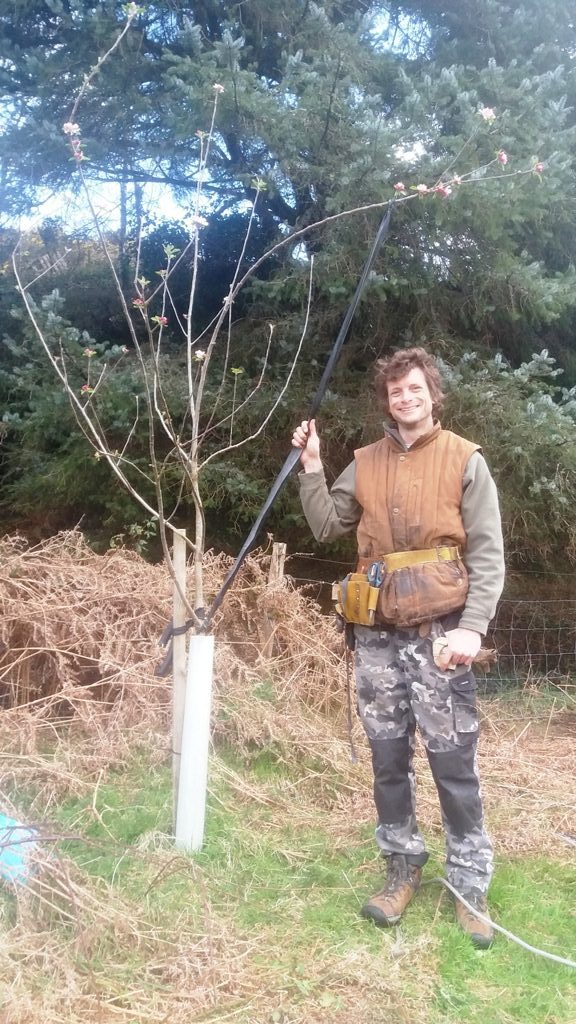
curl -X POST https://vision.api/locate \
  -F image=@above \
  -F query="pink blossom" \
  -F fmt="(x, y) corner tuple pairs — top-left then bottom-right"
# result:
(435, 184), (452, 198)
(497, 150), (508, 165)
(393, 182), (406, 193)
(83, 347), (96, 357)
(534, 161), (544, 174)
(415, 184), (429, 194)
(69, 137), (86, 162)
(213, 83), (225, 94)
(132, 297), (145, 307)
(63, 122), (80, 136)
(479, 107), (496, 122)
(80, 384), (94, 395)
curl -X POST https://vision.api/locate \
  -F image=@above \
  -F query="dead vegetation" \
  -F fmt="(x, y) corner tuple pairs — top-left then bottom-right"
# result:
(0, 532), (574, 1023)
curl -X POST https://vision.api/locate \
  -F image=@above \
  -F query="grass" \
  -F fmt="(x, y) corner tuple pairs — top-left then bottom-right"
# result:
(1, 535), (573, 1021)
(2, 731), (573, 1024)
(1, 675), (575, 1024)
(432, 859), (576, 1023)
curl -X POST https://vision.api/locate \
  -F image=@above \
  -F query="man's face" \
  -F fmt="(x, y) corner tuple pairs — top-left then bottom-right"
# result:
(386, 366), (434, 434)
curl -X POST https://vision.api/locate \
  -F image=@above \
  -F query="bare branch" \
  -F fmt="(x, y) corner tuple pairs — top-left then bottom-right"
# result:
(200, 257), (315, 469)
(68, 8), (139, 126)
(200, 322), (275, 441)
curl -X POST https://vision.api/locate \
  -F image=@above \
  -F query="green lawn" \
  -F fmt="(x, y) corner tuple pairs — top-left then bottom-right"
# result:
(2, 734), (572, 1024)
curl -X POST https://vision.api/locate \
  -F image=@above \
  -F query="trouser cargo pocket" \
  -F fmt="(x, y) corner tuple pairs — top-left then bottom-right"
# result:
(449, 674), (479, 741)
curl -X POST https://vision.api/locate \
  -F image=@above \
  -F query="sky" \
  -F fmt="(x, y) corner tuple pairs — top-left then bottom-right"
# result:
(5, 179), (189, 235)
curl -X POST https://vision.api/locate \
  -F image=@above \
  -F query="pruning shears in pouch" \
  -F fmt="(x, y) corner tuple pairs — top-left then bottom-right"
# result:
(367, 561), (384, 587)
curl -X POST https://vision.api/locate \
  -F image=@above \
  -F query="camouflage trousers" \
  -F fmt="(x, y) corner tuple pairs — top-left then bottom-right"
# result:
(355, 621), (493, 897)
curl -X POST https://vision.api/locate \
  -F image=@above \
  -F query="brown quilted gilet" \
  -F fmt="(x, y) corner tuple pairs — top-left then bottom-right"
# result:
(353, 424), (480, 626)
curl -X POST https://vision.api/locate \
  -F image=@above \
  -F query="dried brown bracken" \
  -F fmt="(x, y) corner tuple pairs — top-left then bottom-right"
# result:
(0, 532), (573, 1022)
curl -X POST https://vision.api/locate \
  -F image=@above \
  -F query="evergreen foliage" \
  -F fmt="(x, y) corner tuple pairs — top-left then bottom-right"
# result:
(442, 350), (576, 569)
(0, 290), (155, 540)
(1, 1), (576, 566)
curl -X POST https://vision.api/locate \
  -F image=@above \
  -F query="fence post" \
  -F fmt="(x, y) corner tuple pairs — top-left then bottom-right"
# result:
(268, 541), (287, 585)
(259, 541), (287, 659)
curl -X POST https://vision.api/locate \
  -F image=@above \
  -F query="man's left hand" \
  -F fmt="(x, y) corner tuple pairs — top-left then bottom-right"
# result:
(440, 628), (482, 668)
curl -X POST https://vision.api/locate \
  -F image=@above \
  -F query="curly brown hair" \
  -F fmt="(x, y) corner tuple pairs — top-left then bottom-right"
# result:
(374, 347), (445, 418)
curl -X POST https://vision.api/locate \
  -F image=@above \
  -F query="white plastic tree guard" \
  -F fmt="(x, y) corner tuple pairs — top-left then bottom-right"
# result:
(174, 633), (215, 851)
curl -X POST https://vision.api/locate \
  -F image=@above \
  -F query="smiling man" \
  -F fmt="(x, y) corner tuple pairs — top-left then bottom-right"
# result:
(291, 347), (504, 948)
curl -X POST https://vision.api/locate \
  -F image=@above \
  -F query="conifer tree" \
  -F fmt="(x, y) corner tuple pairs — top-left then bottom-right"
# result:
(2, 0), (576, 563)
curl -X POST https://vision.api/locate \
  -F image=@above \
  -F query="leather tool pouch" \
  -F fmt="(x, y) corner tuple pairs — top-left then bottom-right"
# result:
(333, 573), (380, 627)
(376, 557), (469, 627)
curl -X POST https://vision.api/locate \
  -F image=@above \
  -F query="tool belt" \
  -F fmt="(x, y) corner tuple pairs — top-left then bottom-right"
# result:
(334, 546), (468, 628)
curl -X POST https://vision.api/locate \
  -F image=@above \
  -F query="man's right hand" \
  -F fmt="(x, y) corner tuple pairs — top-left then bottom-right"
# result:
(291, 418), (323, 473)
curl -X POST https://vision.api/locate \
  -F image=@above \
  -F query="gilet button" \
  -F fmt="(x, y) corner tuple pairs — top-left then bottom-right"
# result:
(399, 455), (406, 462)
(393, 508), (399, 514)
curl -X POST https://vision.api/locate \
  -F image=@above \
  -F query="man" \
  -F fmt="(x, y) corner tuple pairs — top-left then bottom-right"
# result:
(291, 347), (504, 948)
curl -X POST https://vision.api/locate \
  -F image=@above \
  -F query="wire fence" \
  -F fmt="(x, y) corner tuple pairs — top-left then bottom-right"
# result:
(486, 598), (576, 686)
(286, 553), (576, 687)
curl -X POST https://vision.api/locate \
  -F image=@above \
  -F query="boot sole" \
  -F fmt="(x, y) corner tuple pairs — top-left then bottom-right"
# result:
(360, 905), (402, 927)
